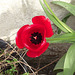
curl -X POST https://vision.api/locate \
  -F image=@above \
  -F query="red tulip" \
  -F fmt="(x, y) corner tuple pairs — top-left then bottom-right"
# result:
(16, 16), (54, 58)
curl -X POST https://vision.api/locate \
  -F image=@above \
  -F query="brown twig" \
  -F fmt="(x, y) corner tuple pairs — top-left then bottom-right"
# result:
(4, 41), (36, 75)
(35, 58), (59, 73)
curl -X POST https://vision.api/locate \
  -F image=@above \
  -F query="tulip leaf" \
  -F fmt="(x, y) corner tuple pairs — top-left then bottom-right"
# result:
(46, 32), (75, 43)
(58, 28), (61, 34)
(43, 0), (74, 33)
(58, 13), (71, 34)
(40, 0), (68, 33)
(54, 54), (66, 70)
(62, 13), (71, 23)
(54, 44), (75, 75)
(63, 43), (75, 75)
(52, 1), (75, 16)
(57, 72), (63, 75)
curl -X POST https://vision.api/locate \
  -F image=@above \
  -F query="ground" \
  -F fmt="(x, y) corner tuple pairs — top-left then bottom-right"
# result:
(0, 39), (71, 75)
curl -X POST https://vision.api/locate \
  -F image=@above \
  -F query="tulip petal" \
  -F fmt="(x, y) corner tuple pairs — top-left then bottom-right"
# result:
(44, 18), (54, 37)
(21, 24), (46, 51)
(16, 25), (29, 49)
(32, 16), (54, 37)
(26, 43), (49, 58)
(32, 16), (46, 25)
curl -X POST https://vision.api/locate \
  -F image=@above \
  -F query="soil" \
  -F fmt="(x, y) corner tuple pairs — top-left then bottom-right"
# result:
(0, 39), (71, 75)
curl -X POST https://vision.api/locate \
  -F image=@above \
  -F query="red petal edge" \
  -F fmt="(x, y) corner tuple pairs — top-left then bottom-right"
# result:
(32, 16), (54, 37)
(26, 43), (49, 58)
(44, 18), (54, 37)
(16, 25), (29, 49)
(32, 15), (46, 25)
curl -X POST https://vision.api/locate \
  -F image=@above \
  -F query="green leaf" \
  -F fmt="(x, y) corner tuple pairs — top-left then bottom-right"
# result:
(54, 54), (66, 70)
(57, 72), (63, 75)
(52, 1), (75, 16)
(58, 28), (61, 34)
(40, 0), (69, 33)
(5, 60), (11, 63)
(46, 32), (75, 43)
(13, 58), (18, 62)
(62, 13), (71, 23)
(43, 0), (74, 33)
(58, 13), (71, 34)
(63, 43), (75, 75)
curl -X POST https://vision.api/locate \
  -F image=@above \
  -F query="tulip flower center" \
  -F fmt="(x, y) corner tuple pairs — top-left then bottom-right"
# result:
(33, 36), (37, 40)
(30, 32), (42, 45)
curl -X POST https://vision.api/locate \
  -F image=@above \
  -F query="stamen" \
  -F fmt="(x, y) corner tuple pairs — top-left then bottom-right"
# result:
(30, 32), (42, 45)
(33, 36), (37, 40)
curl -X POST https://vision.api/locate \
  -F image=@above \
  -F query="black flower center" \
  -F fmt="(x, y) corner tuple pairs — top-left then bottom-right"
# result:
(30, 32), (42, 45)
